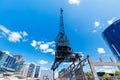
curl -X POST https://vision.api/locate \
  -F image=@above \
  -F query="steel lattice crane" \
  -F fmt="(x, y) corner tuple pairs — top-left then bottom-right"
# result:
(51, 8), (81, 71)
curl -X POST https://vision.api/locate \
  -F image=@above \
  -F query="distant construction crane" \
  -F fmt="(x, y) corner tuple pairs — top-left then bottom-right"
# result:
(51, 8), (81, 71)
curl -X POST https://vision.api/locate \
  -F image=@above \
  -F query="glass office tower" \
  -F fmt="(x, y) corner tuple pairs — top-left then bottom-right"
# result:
(13, 55), (25, 72)
(0, 51), (16, 71)
(34, 65), (40, 78)
(103, 19), (120, 62)
(27, 63), (35, 77)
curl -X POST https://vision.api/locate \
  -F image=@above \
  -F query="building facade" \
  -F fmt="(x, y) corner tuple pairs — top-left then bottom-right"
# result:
(34, 65), (40, 78)
(13, 55), (25, 72)
(103, 19), (120, 62)
(40, 70), (53, 80)
(0, 51), (16, 72)
(20, 64), (28, 77)
(27, 63), (35, 77)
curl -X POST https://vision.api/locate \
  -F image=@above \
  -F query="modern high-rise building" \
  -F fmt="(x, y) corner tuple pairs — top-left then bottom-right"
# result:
(20, 64), (28, 77)
(34, 65), (40, 78)
(103, 19), (120, 62)
(13, 55), (25, 72)
(27, 63), (35, 77)
(0, 51), (16, 72)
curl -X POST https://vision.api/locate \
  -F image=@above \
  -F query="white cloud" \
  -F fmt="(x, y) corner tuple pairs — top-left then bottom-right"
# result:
(97, 48), (105, 54)
(0, 25), (10, 34)
(92, 21), (101, 33)
(63, 62), (78, 65)
(50, 62), (53, 66)
(39, 42), (55, 55)
(43, 48), (55, 55)
(0, 25), (28, 42)
(68, 0), (80, 5)
(31, 40), (55, 55)
(47, 41), (55, 45)
(22, 39), (28, 42)
(20, 31), (28, 37)
(37, 41), (44, 45)
(8, 32), (22, 42)
(94, 21), (100, 27)
(31, 40), (37, 48)
(39, 60), (48, 65)
(63, 62), (72, 65)
(107, 17), (116, 25)
(3, 51), (10, 55)
(92, 30), (97, 33)
(52, 44), (55, 47)
(39, 44), (49, 50)
(1, 32), (7, 38)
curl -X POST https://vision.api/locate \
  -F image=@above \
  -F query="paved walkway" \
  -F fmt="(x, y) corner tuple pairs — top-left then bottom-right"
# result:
(0, 76), (25, 80)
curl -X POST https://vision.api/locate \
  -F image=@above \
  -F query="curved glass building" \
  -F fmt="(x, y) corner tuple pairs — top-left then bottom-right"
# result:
(103, 19), (120, 62)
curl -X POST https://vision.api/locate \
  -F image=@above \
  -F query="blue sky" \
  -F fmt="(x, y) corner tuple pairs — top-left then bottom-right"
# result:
(0, 0), (120, 74)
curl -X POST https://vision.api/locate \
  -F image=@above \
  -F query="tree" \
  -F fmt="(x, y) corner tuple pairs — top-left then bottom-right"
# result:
(86, 72), (93, 78)
(115, 70), (120, 76)
(103, 73), (110, 77)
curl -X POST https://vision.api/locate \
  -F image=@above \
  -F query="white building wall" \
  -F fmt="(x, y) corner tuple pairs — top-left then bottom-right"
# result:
(40, 70), (53, 80)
